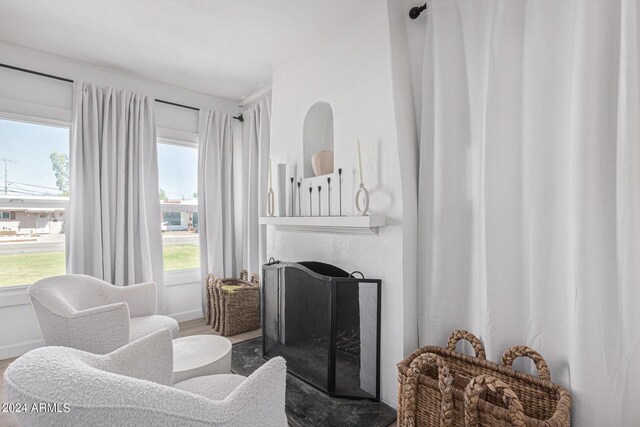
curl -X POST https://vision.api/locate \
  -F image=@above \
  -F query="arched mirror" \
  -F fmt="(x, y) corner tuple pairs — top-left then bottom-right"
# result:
(303, 101), (334, 178)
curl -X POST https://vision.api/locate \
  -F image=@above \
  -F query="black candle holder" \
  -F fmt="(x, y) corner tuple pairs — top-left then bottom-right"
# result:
(297, 181), (301, 216)
(338, 168), (343, 216)
(318, 185), (322, 216)
(327, 177), (332, 216)
(309, 186), (313, 216)
(290, 177), (295, 217)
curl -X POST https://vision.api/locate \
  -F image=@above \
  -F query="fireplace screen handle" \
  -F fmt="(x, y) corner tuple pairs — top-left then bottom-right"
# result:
(349, 271), (365, 279)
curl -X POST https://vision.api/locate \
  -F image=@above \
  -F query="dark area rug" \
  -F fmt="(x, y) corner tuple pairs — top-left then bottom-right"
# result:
(232, 337), (396, 427)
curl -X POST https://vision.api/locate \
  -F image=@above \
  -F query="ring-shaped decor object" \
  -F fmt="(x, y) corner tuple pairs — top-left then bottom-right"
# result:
(267, 188), (275, 216)
(355, 183), (369, 216)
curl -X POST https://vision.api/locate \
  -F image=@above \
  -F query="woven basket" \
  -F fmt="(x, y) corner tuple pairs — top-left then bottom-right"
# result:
(205, 271), (260, 337)
(205, 271), (251, 327)
(397, 330), (571, 427)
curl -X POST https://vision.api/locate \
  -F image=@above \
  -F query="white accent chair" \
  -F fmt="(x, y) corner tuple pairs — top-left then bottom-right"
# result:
(4, 330), (288, 427)
(29, 274), (179, 354)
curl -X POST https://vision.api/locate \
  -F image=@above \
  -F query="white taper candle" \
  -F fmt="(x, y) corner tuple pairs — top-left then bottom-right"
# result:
(356, 140), (364, 185)
(269, 158), (273, 188)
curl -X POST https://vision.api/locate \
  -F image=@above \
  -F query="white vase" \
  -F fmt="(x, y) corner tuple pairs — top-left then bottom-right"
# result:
(311, 151), (334, 176)
(277, 164), (287, 216)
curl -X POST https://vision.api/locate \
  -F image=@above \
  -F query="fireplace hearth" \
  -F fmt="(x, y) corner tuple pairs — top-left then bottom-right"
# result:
(262, 261), (381, 401)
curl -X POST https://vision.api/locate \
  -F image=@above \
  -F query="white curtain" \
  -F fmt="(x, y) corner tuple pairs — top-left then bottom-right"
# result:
(198, 110), (236, 282)
(417, 1), (639, 425)
(67, 82), (164, 308)
(242, 98), (271, 276)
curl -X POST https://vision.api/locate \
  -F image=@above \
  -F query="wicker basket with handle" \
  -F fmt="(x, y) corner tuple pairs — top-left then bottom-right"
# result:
(205, 271), (260, 337)
(397, 330), (571, 426)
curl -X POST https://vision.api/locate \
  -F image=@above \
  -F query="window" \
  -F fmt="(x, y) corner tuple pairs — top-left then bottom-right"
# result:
(157, 141), (199, 272)
(163, 211), (182, 226)
(0, 117), (69, 287)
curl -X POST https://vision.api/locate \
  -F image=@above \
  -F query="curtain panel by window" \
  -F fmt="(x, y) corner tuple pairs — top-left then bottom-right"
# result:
(198, 110), (236, 285)
(417, 1), (639, 425)
(67, 82), (165, 311)
(241, 98), (271, 276)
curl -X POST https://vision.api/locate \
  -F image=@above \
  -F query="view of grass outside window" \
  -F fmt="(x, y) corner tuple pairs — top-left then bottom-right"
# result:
(158, 141), (199, 271)
(0, 118), (70, 287)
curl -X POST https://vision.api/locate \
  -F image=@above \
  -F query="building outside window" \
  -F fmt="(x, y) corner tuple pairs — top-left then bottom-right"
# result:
(0, 117), (69, 287)
(157, 140), (199, 272)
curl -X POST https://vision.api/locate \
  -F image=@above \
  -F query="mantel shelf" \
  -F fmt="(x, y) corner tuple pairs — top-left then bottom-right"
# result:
(259, 215), (386, 235)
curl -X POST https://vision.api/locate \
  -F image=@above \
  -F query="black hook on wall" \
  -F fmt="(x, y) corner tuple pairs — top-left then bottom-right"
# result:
(409, 3), (427, 19)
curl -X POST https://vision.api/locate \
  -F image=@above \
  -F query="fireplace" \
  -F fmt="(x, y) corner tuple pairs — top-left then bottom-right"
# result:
(262, 261), (381, 401)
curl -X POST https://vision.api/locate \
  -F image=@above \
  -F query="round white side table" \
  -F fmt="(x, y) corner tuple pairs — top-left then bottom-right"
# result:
(172, 335), (232, 384)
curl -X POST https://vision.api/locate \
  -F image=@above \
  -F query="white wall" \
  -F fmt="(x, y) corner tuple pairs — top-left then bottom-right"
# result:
(269, 0), (417, 407)
(0, 41), (239, 359)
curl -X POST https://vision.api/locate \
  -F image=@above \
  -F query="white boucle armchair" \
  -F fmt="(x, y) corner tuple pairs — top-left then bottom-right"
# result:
(29, 274), (179, 354)
(4, 330), (288, 427)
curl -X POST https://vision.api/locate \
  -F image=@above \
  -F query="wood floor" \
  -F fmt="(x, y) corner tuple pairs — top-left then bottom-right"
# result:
(0, 318), (261, 427)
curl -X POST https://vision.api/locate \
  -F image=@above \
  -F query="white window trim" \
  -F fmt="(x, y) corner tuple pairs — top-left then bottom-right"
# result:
(0, 102), (71, 129)
(157, 127), (198, 147)
(164, 269), (201, 287)
(0, 97), (72, 128)
(0, 284), (31, 308)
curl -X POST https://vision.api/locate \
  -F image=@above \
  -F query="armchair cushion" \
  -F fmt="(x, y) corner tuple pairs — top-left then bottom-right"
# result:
(93, 329), (174, 385)
(174, 374), (246, 400)
(112, 281), (157, 318)
(68, 302), (131, 354)
(129, 315), (180, 341)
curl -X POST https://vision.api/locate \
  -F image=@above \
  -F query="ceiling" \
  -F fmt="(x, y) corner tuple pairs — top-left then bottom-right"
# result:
(0, 0), (364, 101)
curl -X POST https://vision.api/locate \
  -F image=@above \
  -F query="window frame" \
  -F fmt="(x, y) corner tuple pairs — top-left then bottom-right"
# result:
(0, 113), (71, 290)
(157, 135), (200, 279)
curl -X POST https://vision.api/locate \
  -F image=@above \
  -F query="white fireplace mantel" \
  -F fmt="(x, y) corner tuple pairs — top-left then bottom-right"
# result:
(259, 215), (386, 235)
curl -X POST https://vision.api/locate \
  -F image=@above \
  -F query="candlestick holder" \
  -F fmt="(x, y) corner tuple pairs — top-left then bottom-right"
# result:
(290, 177), (295, 217)
(276, 163), (287, 216)
(338, 168), (343, 216)
(297, 181), (301, 216)
(318, 185), (322, 216)
(308, 186), (313, 216)
(327, 177), (331, 216)
(355, 183), (369, 216)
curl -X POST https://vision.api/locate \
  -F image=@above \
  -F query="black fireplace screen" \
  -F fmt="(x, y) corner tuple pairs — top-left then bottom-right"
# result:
(262, 261), (381, 400)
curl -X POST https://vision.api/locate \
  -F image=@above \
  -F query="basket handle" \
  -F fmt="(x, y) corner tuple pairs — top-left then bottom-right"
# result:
(464, 375), (525, 427)
(402, 353), (454, 427)
(447, 330), (486, 359)
(501, 346), (551, 382)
